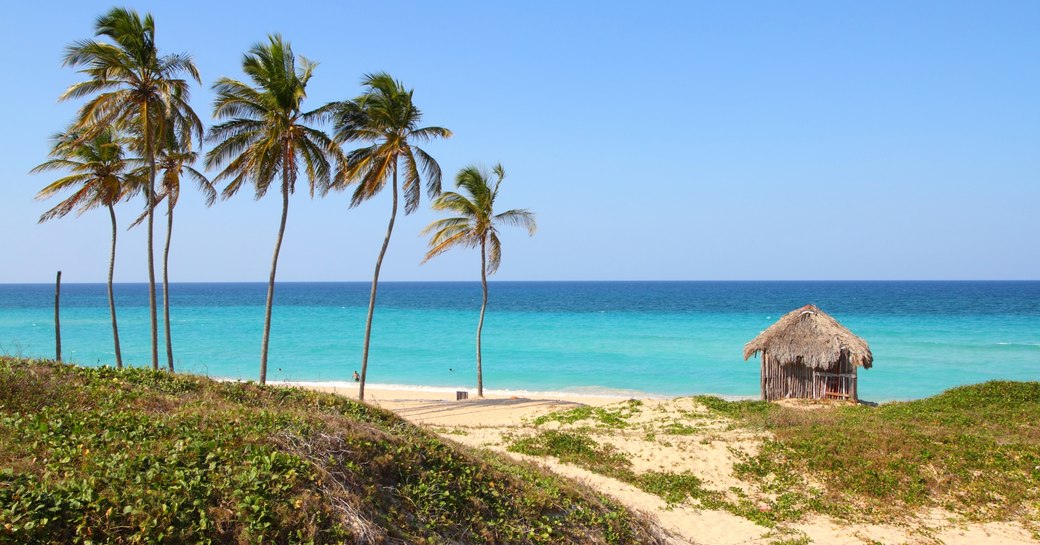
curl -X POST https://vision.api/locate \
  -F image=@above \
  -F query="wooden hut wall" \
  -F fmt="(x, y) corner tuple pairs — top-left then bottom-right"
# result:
(760, 351), (859, 401)
(761, 353), (816, 401)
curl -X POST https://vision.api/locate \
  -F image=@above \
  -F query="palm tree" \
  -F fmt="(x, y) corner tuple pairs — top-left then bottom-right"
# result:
(32, 128), (140, 369)
(421, 164), (535, 397)
(205, 35), (338, 385)
(61, 7), (203, 370)
(332, 73), (451, 400)
(132, 128), (216, 372)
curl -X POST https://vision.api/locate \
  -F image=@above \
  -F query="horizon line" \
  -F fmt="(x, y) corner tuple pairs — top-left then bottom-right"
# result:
(3, 279), (1039, 285)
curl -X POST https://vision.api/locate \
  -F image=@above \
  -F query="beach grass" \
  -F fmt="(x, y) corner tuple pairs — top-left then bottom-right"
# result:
(509, 403), (812, 528)
(501, 382), (1040, 533)
(697, 381), (1040, 522)
(0, 356), (666, 544)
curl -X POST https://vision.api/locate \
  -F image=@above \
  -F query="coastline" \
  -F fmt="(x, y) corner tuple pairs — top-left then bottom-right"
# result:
(4, 281), (1039, 402)
(267, 379), (757, 404)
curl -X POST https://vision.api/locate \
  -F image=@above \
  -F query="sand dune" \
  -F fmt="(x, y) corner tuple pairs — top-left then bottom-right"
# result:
(298, 384), (1038, 545)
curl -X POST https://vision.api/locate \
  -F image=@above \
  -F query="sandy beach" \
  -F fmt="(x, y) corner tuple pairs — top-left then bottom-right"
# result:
(291, 382), (1039, 545)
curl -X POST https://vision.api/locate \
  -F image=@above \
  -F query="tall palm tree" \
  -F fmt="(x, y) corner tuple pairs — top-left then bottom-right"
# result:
(132, 129), (216, 372)
(421, 164), (536, 397)
(205, 35), (338, 385)
(61, 7), (203, 370)
(32, 128), (140, 369)
(332, 73), (451, 400)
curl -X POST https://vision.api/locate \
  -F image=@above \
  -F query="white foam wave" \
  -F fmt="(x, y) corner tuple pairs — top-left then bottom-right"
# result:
(271, 381), (654, 400)
(263, 380), (758, 401)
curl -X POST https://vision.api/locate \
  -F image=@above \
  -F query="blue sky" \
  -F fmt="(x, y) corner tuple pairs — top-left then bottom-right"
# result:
(2, 1), (1037, 282)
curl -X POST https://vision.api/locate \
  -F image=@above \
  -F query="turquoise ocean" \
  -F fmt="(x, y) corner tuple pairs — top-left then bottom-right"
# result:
(1, 281), (1038, 401)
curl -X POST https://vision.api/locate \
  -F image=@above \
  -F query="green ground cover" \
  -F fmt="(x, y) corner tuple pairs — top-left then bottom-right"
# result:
(0, 357), (665, 544)
(698, 382), (1040, 522)
(507, 382), (1039, 531)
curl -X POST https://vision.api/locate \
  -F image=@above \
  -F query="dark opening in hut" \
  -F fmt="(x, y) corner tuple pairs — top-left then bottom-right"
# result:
(743, 304), (873, 401)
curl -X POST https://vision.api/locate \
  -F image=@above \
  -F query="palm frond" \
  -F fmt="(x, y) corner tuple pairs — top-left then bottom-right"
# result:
(206, 36), (335, 205)
(409, 126), (453, 143)
(494, 209), (537, 235)
(184, 166), (217, 205)
(38, 184), (95, 222)
(35, 174), (94, 198)
(421, 162), (535, 276)
(486, 233), (503, 274)
(401, 151), (422, 214)
(419, 216), (474, 237)
(411, 145), (443, 199)
(346, 146), (394, 207)
(422, 228), (477, 264)
(334, 73), (448, 214)
(430, 191), (481, 216)
(30, 159), (83, 174)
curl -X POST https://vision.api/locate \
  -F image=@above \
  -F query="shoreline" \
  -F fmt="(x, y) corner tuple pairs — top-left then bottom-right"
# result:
(265, 379), (758, 404)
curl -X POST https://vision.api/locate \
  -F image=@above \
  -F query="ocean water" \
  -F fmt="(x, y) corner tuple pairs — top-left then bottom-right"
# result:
(0, 281), (1038, 401)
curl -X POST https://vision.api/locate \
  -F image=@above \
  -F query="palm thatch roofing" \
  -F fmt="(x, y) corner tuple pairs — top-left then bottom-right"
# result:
(743, 304), (873, 370)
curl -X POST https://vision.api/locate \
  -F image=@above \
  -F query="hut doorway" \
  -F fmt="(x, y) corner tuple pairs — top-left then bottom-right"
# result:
(813, 351), (857, 400)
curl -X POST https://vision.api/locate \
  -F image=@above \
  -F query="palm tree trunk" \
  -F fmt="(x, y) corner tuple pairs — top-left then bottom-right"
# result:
(144, 104), (159, 370)
(476, 237), (488, 397)
(259, 170), (291, 385)
(359, 165), (398, 401)
(108, 204), (123, 369)
(163, 198), (174, 372)
(54, 270), (61, 363)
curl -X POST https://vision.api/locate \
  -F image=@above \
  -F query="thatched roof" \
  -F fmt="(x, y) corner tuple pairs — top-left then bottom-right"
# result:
(743, 304), (873, 369)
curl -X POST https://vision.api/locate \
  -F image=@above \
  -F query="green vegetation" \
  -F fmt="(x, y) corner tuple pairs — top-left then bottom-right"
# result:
(634, 471), (712, 507)
(0, 357), (665, 544)
(659, 422), (701, 436)
(531, 400), (642, 428)
(509, 386), (1040, 529)
(766, 536), (811, 545)
(510, 430), (630, 477)
(507, 427), (802, 527)
(421, 164), (537, 397)
(698, 381), (1040, 521)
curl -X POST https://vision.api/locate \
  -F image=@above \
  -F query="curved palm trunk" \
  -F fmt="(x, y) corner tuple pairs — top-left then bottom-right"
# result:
(144, 104), (159, 370)
(108, 204), (123, 369)
(358, 166), (398, 401)
(163, 199), (174, 372)
(259, 174), (291, 385)
(476, 237), (488, 397)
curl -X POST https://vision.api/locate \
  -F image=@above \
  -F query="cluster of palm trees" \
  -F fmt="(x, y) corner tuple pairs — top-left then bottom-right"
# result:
(34, 8), (535, 399)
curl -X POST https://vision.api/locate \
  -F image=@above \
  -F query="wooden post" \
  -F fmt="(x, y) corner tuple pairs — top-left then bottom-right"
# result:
(54, 270), (62, 362)
(852, 366), (858, 402)
(760, 353), (766, 400)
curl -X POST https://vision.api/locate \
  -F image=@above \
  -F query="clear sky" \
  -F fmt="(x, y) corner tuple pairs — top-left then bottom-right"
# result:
(2, 1), (1038, 283)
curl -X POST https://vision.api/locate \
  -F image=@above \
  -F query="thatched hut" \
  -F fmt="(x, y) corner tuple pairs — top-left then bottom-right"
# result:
(743, 304), (872, 401)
